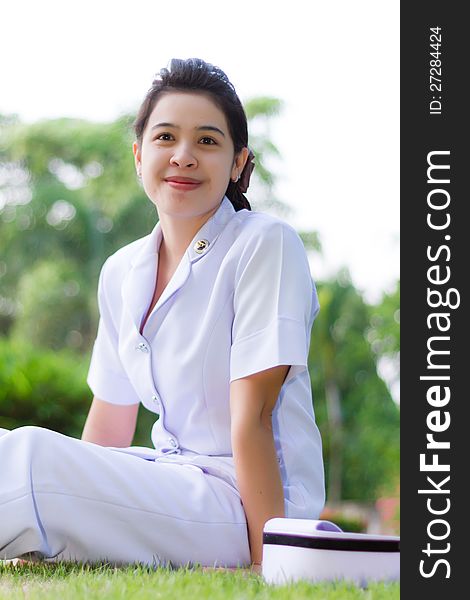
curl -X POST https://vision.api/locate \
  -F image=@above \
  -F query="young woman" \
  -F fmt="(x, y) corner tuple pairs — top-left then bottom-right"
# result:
(0, 58), (325, 572)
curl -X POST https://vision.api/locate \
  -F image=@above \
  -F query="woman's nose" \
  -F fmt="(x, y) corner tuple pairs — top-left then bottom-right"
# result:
(169, 145), (197, 168)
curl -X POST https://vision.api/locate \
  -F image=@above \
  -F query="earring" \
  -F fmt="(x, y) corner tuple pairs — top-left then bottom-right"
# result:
(232, 174), (240, 183)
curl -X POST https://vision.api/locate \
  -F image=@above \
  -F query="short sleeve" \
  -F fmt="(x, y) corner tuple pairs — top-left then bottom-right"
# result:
(86, 258), (141, 405)
(230, 221), (319, 383)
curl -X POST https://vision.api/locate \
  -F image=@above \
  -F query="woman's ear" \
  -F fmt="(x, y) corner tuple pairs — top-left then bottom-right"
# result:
(133, 141), (142, 176)
(231, 147), (250, 181)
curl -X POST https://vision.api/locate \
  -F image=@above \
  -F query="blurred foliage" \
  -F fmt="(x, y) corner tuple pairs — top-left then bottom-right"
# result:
(367, 281), (400, 357)
(0, 336), (89, 434)
(10, 259), (91, 351)
(310, 270), (400, 502)
(0, 103), (399, 503)
(366, 281), (400, 414)
(0, 114), (156, 351)
(0, 336), (159, 446)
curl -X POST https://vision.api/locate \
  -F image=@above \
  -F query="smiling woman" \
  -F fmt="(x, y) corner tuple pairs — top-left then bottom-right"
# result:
(0, 58), (324, 573)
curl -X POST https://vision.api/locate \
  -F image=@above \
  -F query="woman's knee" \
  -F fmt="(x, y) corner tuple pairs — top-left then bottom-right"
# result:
(4, 426), (62, 475)
(9, 425), (55, 447)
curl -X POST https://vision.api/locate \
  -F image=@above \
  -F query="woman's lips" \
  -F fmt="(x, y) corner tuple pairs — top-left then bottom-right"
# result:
(166, 181), (202, 191)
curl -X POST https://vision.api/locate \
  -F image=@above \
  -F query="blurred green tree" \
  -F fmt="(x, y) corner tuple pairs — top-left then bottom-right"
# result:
(310, 269), (400, 502)
(366, 280), (400, 413)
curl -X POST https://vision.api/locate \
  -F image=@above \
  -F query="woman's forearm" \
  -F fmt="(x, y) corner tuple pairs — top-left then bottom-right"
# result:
(231, 422), (285, 565)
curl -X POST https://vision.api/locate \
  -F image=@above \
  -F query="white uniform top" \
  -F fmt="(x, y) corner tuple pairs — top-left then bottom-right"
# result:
(87, 195), (325, 519)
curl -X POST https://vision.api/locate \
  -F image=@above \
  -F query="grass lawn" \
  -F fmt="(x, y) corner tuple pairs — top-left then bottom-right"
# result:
(0, 561), (399, 599)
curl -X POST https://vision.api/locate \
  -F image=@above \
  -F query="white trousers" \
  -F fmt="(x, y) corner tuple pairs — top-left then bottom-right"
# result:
(0, 426), (251, 568)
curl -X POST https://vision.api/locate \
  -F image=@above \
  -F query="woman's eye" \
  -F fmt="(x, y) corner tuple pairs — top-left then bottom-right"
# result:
(155, 133), (173, 141)
(200, 137), (216, 145)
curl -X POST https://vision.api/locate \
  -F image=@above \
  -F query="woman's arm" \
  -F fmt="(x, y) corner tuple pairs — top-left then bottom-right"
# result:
(81, 396), (139, 447)
(230, 365), (289, 565)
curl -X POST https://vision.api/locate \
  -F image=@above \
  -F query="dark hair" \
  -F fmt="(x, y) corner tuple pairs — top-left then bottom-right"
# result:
(133, 58), (251, 212)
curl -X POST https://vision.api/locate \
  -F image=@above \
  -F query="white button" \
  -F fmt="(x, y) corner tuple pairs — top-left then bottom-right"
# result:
(136, 342), (149, 353)
(168, 438), (177, 447)
(151, 395), (159, 404)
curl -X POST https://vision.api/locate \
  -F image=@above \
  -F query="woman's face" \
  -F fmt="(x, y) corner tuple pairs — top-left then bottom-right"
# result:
(133, 92), (246, 219)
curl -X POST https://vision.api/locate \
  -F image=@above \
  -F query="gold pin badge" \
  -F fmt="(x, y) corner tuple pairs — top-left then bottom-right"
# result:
(194, 239), (210, 254)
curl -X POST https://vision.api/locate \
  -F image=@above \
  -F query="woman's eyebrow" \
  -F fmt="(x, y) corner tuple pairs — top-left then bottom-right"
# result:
(150, 122), (225, 137)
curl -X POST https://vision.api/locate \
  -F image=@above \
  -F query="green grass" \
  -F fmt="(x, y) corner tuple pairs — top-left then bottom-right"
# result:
(0, 561), (399, 599)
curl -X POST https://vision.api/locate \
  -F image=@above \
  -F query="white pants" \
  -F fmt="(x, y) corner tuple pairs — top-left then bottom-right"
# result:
(0, 426), (251, 568)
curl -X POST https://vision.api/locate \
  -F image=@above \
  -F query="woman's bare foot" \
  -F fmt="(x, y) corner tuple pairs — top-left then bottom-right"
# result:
(1, 558), (32, 566)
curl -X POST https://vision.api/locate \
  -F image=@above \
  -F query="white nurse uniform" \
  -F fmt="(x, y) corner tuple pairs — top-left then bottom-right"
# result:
(0, 195), (324, 568)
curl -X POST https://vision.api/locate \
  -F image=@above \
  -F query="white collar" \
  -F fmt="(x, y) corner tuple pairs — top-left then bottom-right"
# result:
(130, 195), (236, 268)
(123, 195), (237, 330)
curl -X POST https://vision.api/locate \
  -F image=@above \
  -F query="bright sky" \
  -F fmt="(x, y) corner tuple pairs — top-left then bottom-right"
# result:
(1, 0), (399, 304)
